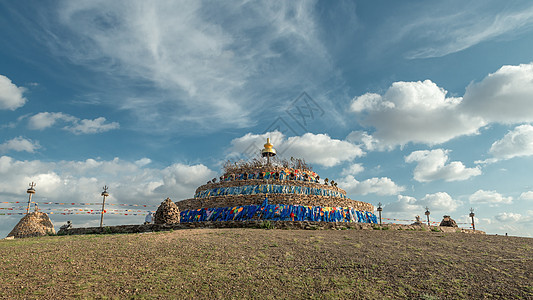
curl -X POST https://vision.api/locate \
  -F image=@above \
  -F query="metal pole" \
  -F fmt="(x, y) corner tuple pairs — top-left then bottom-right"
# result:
(26, 182), (36, 214)
(100, 186), (109, 227)
(470, 208), (475, 232)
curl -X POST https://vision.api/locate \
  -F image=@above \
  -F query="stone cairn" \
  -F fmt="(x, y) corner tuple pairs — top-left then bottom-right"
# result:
(154, 197), (180, 225)
(7, 211), (55, 238)
(439, 215), (458, 227)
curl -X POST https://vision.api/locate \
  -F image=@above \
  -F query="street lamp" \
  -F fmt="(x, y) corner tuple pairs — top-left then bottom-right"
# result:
(100, 186), (109, 227)
(469, 208), (475, 232)
(377, 202), (383, 226)
(424, 206), (431, 226)
(26, 182), (36, 214)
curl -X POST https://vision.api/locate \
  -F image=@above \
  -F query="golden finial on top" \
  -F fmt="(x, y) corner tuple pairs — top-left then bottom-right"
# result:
(261, 138), (276, 164)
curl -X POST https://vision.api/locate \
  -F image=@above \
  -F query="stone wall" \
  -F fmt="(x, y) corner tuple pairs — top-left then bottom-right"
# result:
(57, 221), (485, 236)
(177, 193), (373, 211)
(196, 178), (346, 196)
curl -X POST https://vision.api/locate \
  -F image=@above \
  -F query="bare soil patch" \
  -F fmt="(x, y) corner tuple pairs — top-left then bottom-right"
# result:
(0, 229), (531, 299)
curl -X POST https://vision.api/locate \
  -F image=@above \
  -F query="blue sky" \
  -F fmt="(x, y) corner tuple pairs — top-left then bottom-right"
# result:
(1, 1), (533, 237)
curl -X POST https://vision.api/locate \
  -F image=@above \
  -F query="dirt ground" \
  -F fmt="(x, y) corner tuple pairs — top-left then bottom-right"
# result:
(0, 228), (531, 299)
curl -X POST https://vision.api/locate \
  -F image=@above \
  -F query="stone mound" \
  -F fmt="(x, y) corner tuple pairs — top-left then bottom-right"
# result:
(154, 198), (180, 225)
(7, 211), (55, 238)
(439, 215), (458, 227)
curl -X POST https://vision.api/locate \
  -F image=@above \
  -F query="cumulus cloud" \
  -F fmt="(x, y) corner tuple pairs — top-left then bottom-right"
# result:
(0, 137), (41, 153)
(487, 124), (533, 161)
(519, 191), (533, 201)
(0, 156), (215, 205)
(349, 63), (533, 150)
(66, 117), (120, 134)
(462, 63), (533, 123)
(28, 112), (119, 134)
(469, 190), (513, 206)
(338, 175), (404, 196)
(405, 149), (481, 182)
(383, 192), (461, 217)
(349, 80), (484, 149)
(495, 212), (522, 223)
(229, 131), (364, 167)
(0, 74), (27, 110)
(385, 195), (422, 213)
(341, 163), (364, 176)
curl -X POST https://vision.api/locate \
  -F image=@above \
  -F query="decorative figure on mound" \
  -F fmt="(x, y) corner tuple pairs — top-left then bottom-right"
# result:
(243, 173), (248, 180)
(303, 174), (309, 182)
(334, 182), (338, 187)
(274, 172), (279, 180)
(316, 175), (320, 183)
(330, 180), (335, 186)
(211, 178), (217, 184)
(289, 173), (295, 180)
(60, 220), (72, 230)
(220, 175), (224, 182)
(439, 215), (458, 227)
(230, 174), (235, 181)
(324, 178), (329, 185)
(411, 215), (422, 225)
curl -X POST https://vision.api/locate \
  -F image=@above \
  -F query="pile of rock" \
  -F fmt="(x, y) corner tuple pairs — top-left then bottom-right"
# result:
(439, 215), (458, 227)
(7, 211), (55, 238)
(154, 198), (180, 225)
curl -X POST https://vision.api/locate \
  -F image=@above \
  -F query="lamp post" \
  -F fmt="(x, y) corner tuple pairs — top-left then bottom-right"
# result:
(424, 207), (431, 226)
(469, 208), (475, 232)
(377, 202), (383, 226)
(26, 182), (36, 214)
(100, 186), (109, 227)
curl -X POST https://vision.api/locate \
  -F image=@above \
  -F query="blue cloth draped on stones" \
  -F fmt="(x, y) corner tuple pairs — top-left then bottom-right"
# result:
(194, 184), (346, 199)
(180, 199), (376, 224)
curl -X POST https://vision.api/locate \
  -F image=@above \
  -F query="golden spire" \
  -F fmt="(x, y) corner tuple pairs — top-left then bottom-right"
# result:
(261, 138), (276, 164)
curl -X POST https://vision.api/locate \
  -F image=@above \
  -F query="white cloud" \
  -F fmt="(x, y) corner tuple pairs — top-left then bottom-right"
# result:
(349, 80), (484, 149)
(229, 131), (364, 167)
(385, 195), (422, 213)
(462, 63), (533, 123)
(28, 112), (77, 130)
(338, 175), (404, 196)
(469, 190), (513, 206)
(382, 192), (461, 220)
(487, 124), (533, 161)
(341, 163), (364, 176)
(405, 149), (481, 182)
(0, 155), (215, 205)
(418, 192), (461, 212)
(0, 137), (41, 153)
(495, 212), (522, 223)
(0, 74), (27, 110)
(519, 191), (533, 201)
(28, 112), (119, 134)
(66, 117), (120, 134)
(349, 63), (533, 150)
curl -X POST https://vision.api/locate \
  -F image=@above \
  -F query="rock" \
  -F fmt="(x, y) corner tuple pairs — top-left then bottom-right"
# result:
(439, 215), (458, 227)
(7, 211), (55, 238)
(154, 198), (181, 225)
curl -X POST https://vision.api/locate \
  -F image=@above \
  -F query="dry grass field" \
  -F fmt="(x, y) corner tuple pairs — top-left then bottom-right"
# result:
(0, 228), (532, 299)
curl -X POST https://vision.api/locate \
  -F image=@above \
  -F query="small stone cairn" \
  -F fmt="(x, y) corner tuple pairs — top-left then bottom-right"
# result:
(154, 197), (180, 225)
(7, 211), (55, 238)
(439, 215), (458, 227)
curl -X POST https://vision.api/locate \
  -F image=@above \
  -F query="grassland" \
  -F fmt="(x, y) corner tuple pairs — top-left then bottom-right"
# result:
(0, 228), (531, 299)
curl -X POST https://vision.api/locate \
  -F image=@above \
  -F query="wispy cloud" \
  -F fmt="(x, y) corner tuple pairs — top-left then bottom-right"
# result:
(27, 1), (331, 133)
(376, 2), (533, 59)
